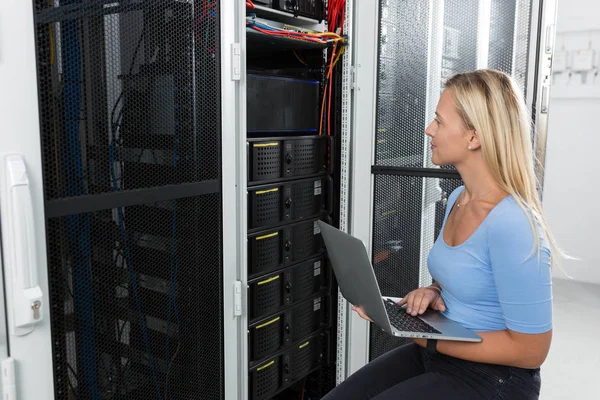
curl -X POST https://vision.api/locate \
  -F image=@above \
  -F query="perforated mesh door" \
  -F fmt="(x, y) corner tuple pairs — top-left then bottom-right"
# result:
(375, 1), (430, 167)
(374, 0), (534, 168)
(46, 195), (223, 398)
(35, 0), (220, 201)
(370, 0), (535, 361)
(488, 0), (533, 90)
(33, 1), (223, 398)
(369, 175), (461, 360)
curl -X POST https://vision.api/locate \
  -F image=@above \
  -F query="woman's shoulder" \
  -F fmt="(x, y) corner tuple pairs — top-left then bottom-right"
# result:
(487, 195), (545, 241)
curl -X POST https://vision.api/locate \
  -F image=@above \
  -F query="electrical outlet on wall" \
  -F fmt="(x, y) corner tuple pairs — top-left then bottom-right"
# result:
(572, 49), (595, 72)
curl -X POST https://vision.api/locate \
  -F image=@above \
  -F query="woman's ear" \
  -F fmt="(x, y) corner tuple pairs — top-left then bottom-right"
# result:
(468, 130), (481, 151)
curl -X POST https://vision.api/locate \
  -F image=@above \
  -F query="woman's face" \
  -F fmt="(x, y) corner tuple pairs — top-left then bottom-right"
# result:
(425, 89), (474, 166)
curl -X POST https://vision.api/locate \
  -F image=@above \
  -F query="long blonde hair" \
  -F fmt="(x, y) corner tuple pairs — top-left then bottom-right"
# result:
(445, 69), (559, 263)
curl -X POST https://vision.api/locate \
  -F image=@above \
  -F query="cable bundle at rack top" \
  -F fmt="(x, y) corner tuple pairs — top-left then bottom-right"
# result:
(245, 17), (344, 45)
(328, 0), (346, 35)
(320, 0), (347, 136)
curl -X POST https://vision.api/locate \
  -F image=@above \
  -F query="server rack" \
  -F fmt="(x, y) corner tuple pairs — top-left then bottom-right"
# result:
(0, 1), (557, 399)
(244, 5), (343, 397)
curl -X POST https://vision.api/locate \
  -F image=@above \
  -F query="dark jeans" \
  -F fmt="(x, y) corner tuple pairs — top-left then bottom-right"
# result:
(323, 344), (541, 400)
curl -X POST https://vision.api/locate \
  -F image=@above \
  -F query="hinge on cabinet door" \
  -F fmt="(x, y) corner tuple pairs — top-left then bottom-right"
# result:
(1, 358), (17, 400)
(231, 43), (242, 81)
(233, 281), (242, 317)
(350, 65), (356, 90)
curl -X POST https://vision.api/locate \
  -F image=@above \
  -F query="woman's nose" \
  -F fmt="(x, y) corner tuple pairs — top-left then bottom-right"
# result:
(425, 122), (434, 137)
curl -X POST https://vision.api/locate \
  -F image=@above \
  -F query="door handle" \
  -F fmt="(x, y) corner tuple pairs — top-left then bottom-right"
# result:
(3, 154), (43, 336)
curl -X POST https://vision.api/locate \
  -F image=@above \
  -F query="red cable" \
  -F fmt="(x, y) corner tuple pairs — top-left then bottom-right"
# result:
(246, 0), (255, 8)
(301, 377), (306, 400)
(248, 23), (329, 44)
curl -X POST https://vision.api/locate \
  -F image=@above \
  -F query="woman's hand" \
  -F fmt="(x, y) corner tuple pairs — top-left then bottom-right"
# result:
(351, 305), (373, 323)
(398, 286), (446, 317)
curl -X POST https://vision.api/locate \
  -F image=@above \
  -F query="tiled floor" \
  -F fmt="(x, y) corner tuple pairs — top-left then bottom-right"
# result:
(540, 278), (600, 399)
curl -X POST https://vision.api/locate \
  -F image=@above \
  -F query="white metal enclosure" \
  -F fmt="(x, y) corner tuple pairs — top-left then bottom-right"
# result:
(0, 0), (556, 399)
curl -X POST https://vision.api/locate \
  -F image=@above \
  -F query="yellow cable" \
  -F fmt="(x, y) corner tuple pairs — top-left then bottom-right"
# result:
(293, 50), (308, 66)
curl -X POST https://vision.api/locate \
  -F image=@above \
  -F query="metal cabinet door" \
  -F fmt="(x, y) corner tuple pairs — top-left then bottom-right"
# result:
(1, 1), (231, 399)
(0, 1), (54, 399)
(340, 0), (558, 378)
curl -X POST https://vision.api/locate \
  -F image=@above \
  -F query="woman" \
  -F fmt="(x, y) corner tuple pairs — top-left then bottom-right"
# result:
(324, 70), (557, 400)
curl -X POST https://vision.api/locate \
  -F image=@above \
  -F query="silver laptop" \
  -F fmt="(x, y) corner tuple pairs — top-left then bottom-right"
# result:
(318, 221), (481, 342)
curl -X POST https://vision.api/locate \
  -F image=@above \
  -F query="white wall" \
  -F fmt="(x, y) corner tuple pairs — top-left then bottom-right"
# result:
(543, 0), (600, 284)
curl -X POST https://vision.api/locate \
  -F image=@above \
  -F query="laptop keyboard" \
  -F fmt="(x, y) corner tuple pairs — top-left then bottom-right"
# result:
(384, 299), (442, 334)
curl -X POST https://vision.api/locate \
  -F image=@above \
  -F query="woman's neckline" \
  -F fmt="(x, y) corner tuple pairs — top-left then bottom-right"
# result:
(440, 187), (512, 249)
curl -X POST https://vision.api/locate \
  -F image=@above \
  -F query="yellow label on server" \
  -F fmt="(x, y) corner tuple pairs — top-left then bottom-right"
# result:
(254, 142), (279, 147)
(257, 275), (280, 286)
(255, 232), (279, 241)
(256, 316), (281, 329)
(255, 188), (279, 195)
(299, 341), (310, 349)
(257, 360), (275, 371)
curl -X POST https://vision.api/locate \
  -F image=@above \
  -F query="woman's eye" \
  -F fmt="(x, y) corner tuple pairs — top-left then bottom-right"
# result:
(435, 119), (441, 125)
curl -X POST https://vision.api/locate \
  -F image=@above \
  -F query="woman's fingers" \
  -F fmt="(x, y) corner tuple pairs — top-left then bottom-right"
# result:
(417, 293), (433, 315)
(398, 288), (446, 315)
(433, 296), (446, 312)
(352, 305), (373, 322)
(408, 292), (425, 316)
(401, 292), (415, 312)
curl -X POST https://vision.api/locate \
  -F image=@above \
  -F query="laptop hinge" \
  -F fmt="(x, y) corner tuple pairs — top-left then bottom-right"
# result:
(233, 280), (243, 317)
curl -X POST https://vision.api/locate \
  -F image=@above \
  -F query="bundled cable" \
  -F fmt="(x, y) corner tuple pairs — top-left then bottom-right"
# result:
(328, 0), (346, 34)
(246, 17), (343, 45)
(319, 0), (347, 136)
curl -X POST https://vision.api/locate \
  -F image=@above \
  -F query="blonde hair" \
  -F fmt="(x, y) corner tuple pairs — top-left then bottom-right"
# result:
(444, 69), (559, 264)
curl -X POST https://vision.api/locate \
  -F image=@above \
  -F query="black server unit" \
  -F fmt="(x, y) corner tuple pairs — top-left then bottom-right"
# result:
(252, 0), (325, 21)
(248, 176), (331, 231)
(247, 73), (320, 133)
(247, 136), (329, 185)
(247, 170), (333, 399)
(33, 1), (223, 399)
